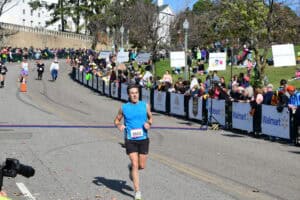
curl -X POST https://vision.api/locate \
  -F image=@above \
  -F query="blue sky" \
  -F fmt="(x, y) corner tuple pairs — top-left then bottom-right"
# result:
(161, 0), (198, 13)
(161, 0), (299, 15)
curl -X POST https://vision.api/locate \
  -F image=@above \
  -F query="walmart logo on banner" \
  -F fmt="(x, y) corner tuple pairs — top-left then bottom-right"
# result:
(261, 105), (290, 139)
(262, 115), (289, 129)
(231, 102), (253, 132)
(232, 112), (250, 121)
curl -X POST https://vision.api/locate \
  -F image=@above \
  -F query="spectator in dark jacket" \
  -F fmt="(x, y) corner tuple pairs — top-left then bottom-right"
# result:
(263, 84), (274, 105)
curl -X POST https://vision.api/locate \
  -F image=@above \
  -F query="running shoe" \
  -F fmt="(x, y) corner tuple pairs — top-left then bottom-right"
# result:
(135, 191), (142, 200)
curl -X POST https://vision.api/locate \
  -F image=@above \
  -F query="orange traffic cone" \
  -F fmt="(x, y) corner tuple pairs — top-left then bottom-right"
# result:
(20, 79), (27, 92)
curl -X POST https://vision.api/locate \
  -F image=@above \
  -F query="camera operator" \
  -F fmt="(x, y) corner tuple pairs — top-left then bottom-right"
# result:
(210, 81), (230, 101)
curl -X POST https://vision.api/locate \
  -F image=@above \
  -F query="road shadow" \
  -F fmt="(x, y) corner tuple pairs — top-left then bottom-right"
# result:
(221, 133), (245, 138)
(288, 151), (300, 154)
(177, 121), (193, 126)
(93, 177), (134, 198)
(118, 142), (126, 148)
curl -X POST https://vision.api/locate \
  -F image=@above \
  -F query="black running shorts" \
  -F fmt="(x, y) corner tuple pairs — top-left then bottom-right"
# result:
(125, 138), (149, 155)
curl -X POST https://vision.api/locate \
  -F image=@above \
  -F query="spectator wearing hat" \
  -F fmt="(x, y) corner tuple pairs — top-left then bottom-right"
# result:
(263, 84), (274, 105)
(287, 86), (300, 110)
(287, 85), (300, 142)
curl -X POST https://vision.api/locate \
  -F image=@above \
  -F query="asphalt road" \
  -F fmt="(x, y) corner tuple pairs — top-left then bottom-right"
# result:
(0, 60), (299, 200)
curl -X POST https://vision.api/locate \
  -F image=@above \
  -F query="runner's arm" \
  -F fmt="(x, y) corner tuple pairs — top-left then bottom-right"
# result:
(114, 108), (125, 132)
(144, 104), (153, 130)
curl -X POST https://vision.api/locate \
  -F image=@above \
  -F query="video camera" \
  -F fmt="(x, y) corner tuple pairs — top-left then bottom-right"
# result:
(0, 158), (35, 190)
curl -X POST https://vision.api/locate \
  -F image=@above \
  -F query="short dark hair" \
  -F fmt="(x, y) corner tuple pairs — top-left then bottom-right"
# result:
(280, 79), (287, 86)
(127, 84), (140, 94)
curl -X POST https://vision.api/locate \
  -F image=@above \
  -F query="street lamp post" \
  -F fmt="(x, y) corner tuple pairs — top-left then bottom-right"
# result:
(183, 19), (189, 80)
(120, 25), (124, 51)
(106, 26), (110, 50)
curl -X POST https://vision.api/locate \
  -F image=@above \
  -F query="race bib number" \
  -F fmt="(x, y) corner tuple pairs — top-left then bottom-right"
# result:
(130, 129), (143, 138)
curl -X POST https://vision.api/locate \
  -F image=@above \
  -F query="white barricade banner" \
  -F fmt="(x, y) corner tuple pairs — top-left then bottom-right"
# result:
(261, 105), (290, 139)
(208, 52), (227, 71)
(97, 78), (104, 93)
(142, 88), (151, 103)
(170, 93), (185, 116)
(75, 69), (79, 81)
(93, 75), (97, 90)
(88, 75), (93, 88)
(232, 102), (253, 132)
(188, 97), (203, 120)
(104, 82), (110, 96)
(110, 82), (119, 98)
(272, 44), (296, 67)
(154, 90), (166, 112)
(207, 99), (226, 126)
(78, 71), (82, 83)
(83, 72), (88, 85)
(170, 51), (185, 67)
(120, 84), (129, 101)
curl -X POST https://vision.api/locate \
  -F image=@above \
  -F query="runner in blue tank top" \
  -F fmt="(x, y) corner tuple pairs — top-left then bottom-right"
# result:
(114, 84), (153, 200)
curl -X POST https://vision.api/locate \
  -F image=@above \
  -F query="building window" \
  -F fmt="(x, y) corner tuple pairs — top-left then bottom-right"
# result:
(31, 10), (33, 16)
(23, 9), (25, 14)
(23, 0), (25, 3)
(38, 22), (41, 27)
(38, 13), (40, 17)
(22, 19), (25, 26)
(30, 20), (33, 27)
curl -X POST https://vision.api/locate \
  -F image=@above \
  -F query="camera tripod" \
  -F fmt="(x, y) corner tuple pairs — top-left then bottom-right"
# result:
(206, 78), (221, 130)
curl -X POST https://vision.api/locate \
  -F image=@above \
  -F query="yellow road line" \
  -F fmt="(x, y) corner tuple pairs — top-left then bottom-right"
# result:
(150, 153), (277, 200)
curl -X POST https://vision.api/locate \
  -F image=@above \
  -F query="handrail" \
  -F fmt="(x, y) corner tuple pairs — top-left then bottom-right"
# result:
(0, 22), (93, 41)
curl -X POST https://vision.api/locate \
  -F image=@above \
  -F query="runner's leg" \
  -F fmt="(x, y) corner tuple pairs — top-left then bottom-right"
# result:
(129, 152), (140, 192)
(138, 154), (147, 170)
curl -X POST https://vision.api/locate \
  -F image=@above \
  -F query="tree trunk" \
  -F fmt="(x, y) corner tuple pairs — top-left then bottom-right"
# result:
(75, 0), (80, 34)
(60, 0), (64, 32)
(253, 44), (268, 88)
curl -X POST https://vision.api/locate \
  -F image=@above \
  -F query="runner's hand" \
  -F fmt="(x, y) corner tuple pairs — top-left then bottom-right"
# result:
(117, 124), (125, 132)
(144, 122), (151, 130)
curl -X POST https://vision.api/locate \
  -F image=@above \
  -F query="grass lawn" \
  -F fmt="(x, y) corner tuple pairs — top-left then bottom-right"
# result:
(154, 58), (300, 89)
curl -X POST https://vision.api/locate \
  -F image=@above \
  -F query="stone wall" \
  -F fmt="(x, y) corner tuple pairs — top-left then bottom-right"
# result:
(0, 22), (111, 49)
(3, 31), (93, 49)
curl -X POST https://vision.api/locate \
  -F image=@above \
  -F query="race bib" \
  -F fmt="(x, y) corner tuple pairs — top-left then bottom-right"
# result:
(39, 68), (43, 71)
(130, 128), (143, 138)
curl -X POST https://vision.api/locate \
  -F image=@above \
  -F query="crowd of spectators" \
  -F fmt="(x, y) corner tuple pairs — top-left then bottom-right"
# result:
(1, 46), (299, 133)
(68, 46), (299, 139)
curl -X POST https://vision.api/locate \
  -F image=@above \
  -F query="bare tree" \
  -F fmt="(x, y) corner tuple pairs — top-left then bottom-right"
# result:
(0, 0), (19, 46)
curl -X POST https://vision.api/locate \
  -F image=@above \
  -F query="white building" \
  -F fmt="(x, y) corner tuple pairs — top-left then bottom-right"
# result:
(0, 0), (79, 32)
(157, 0), (175, 45)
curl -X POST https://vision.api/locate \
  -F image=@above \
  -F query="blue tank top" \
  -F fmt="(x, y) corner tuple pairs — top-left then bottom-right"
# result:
(122, 101), (148, 140)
